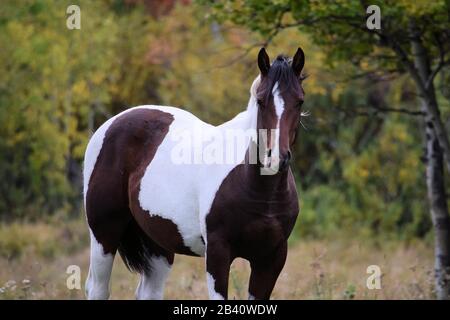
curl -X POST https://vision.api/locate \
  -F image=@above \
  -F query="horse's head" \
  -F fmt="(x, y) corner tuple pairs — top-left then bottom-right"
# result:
(252, 47), (305, 173)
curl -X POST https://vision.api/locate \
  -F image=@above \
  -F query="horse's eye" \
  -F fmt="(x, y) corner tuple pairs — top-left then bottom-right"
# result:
(257, 99), (264, 107)
(297, 101), (304, 108)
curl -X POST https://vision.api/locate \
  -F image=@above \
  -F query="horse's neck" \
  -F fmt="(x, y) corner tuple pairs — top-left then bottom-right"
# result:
(217, 97), (290, 198)
(244, 163), (290, 198)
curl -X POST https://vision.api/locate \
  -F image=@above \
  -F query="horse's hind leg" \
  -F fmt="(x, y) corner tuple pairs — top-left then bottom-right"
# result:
(114, 216), (174, 300)
(85, 231), (116, 300)
(84, 188), (130, 299)
(135, 253), (174, 300)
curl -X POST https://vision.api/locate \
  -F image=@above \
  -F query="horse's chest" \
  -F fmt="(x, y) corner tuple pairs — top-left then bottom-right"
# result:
(231, 213), (291, 258)
(207, 194), (297, 250)
(205, 167), (299, 252)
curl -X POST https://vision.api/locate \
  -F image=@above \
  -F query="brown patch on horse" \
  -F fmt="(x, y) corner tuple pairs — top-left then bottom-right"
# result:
(86, 108), (196, 273)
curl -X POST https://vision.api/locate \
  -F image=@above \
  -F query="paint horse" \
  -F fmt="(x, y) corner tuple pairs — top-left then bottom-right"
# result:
(84, 47), (305, 300)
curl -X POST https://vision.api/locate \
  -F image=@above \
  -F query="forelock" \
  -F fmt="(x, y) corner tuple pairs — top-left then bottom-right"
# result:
(256, 55), (302, 105)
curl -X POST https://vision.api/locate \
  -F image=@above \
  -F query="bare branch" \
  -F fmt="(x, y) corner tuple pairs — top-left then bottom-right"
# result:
(335, 104), (424, 118)
(371, 106), (425, 116)
(426, 32), (448, 89)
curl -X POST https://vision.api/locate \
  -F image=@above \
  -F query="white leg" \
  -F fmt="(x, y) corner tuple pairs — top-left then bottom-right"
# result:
(135, 255), (172, 300)
(85, 231), (115, 300)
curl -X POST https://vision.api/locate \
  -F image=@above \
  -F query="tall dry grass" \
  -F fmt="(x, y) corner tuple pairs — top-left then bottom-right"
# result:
(0, 218), (435, 299)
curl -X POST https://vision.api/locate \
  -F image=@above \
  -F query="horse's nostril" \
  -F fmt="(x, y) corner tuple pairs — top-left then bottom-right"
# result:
(279, 153), (291, 171)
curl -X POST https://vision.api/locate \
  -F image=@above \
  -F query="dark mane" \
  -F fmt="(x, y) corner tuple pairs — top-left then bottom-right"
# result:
(257, 54), (304, 105)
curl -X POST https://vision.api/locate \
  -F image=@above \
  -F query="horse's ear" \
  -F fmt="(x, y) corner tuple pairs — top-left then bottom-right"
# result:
(258, 47), (270, 76)
(292, 47), (305, 78)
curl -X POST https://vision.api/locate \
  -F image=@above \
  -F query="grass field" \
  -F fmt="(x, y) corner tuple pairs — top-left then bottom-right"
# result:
(0, 218), (435, 299)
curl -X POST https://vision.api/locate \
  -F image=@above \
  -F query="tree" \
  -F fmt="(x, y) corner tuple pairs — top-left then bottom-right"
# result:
(201, 0), (450, 299)
(0, 0), (164, 218)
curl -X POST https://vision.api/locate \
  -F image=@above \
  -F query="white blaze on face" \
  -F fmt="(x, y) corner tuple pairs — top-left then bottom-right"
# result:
(270, 82), (285, 167)
(272, 82), (285, 122)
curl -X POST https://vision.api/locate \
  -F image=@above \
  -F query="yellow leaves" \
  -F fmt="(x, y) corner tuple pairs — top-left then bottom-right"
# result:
(72, 80), (88, 98)
(360, 60), (370, 72)
(397, 0), (446, 15)
(343, 154), (377, 187)
(343, 117), (421, 195)
(109, 83), (120, 96)
(399, 155), (419, 185)
(358, 167), (370, 179)
(73, 143), (86, 159)
(379, 120), (411, 149)
(398, 168), (410, 183)
(396, 128), (408, 143)
(5, 20), (34, 44)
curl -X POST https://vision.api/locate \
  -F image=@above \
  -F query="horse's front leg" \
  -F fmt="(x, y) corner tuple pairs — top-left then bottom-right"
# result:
(248, 241), (287, 300)
(205, 236), (231, 300)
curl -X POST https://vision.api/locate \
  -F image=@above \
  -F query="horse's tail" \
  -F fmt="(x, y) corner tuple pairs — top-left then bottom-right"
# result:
(118, 219), (154, 274)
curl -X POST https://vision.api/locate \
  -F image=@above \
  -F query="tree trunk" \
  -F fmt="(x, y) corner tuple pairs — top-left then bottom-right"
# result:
(423, 111), (450, 299)
(410, 21), (450, 299)
(407, 21), (450, 175)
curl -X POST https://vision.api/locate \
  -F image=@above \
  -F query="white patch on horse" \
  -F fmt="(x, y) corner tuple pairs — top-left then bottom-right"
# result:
(207, 272), (225, 300)
(135, 255), (172, 300)
(85, 230), (114, 300)
(248, 293), (256, 300)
